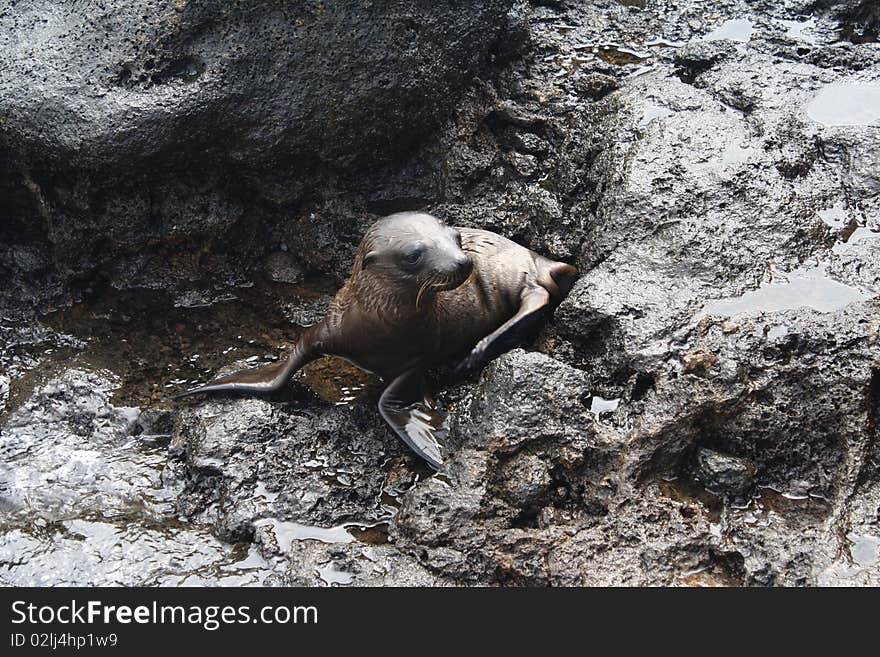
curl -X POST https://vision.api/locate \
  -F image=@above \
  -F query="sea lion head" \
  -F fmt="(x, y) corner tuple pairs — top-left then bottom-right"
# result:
(358, 212), (473, 305)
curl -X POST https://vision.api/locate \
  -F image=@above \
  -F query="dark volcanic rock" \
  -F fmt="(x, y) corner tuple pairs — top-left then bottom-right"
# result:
(0, 0), (515, 305)
(0, 1), (511, 175)
(3, 0), (880, 587)
(166, 396), (414, 542)
(814, 1), (880, 39)
(693, 448), (756, 501)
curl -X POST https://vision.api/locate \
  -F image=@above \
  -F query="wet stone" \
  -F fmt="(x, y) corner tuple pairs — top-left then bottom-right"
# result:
(0, 1), (517, 306)
(265, 251), (306, 284)
(498, 453), (553, 507)
(573, 72), (621, 99)
(168, 397), (404, 541)
(673, 40), (735, 81)
(0, 369), (282, 585)
(283, 297), (333, 328)
(693, 448), (756, 501)
(3, 0), (880, 587)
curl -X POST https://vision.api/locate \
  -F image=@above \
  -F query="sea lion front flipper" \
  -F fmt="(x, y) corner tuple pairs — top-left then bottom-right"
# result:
(455, 286), (551, 375)
(174, 340), (317, 399)
(378, 369), (446, 470)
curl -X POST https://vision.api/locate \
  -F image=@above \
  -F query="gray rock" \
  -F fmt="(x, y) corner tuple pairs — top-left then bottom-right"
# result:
(815, 0), (880, 38)
(498, 453), (553, 508)
(283, 296), (333, 328)
(693, 447), (756, 500)
(167, 397), (410, 541)
(3, 0), (880, 587)
(0, 1), (513, 174)
(265, 251), (305, 285)
(0, 369), (280, 586)
(0, 0), (515, 304)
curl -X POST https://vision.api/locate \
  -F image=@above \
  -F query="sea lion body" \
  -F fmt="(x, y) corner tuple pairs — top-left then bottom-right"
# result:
(430, 228), (566, 358)
(320, 227), (561, 375)
(177, 213), (577, 468)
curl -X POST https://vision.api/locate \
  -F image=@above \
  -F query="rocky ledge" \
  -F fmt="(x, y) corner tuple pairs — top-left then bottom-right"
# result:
(1, 0), (878, 586)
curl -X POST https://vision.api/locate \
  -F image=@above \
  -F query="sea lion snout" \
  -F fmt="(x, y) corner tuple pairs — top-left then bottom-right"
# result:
(428, 223), (472, 288)
(452, 251), (471, 273)
(447, 252), (473, 287)
(425, 243), (472, 292)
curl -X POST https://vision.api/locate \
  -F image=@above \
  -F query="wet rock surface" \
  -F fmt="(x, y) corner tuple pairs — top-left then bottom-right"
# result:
(693, 448), (756, 502)
(2, 0), (879, 586)
(0, 368), (275, 585)
(0, 0), (516, 307)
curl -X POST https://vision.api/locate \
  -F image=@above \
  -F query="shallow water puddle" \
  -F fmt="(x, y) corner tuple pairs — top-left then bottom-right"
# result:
(639, 103), (675, 126)
(300, 357), (377, 406)
(0, 514), (273, 586)
(701, 264), (870, 317)
(317, 562), (356, 586)
(588, 395), (620, 417)
(28, 277), (341, 410)
(840, 226), (880, 246)
(778, 17), (818, 45)
(644, 37), (686, 48)
(820, 532), (880, 585)
(657, 479), (723, 524)
(848, 533), (880, 569)
(253, 517), (394, 554)
(830, 222), (880, 260)
(703, 19), (755, 43)
(694, 140), (757, 174)
(818, 200), (849, 229)
(254, 518), (355, 550)
(807, 83), (880, 126)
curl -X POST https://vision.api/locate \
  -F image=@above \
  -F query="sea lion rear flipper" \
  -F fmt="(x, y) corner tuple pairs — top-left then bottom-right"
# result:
(174, 341), (316, 399)
(378, 369), (446, 470)
(455, 286), (551, 375)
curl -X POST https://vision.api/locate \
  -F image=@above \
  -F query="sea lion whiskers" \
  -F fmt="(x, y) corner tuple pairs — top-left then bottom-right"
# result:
(415, 270), (465, 310)
(415, 277), (433, 310)
(415, 276), (443, 309)
(461, 263), (477, 288)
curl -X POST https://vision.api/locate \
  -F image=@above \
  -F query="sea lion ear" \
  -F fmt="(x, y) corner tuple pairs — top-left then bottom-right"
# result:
(362, 251), (377, 270)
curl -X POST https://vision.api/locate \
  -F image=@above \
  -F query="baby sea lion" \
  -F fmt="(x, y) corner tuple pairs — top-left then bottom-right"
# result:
(176, 212), (577, 469)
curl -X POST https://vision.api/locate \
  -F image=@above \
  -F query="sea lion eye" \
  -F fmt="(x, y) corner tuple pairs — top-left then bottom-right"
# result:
(403, 245), (424, 264)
